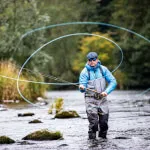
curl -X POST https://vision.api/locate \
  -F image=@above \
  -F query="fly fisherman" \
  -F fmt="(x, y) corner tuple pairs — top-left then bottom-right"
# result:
(79, 52), (117, 140)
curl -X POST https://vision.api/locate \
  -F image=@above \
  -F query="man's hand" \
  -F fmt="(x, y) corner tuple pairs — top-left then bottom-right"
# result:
(79, 84), (85, 90)
(100, 92), (108, 97)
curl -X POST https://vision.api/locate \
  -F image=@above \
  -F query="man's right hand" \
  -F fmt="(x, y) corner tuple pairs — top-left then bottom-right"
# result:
(79, 84), (85, 90)
(100, 92), (107, 97)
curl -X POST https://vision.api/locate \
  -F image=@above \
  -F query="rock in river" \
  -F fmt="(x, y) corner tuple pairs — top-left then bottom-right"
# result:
(18, 112), (35, 117)
(55, 110), (80, 118)
(22, 129), (63, 141)
(0, 136), (15, 144)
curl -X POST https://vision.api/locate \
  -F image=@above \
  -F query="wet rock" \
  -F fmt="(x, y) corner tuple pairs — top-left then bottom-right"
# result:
(0, 136), (15, 144)
(114, 136), (131, 139)
(138, 113), (150, 116)
(58, 144), (68, 147)
(36, 97), (48, 106)
(18, 112), (35, 117)
(37, 97), (44, 101)
(28, 119), (43, 123)
(144, 136), (150, 140)
(55, 110), (80, 118)
(37, 101), (48, 106)
(0, 104), (7, 111)
(22, 129), (63, 141)
(17, 141), (35, 145)
(3, 100), (20, 104)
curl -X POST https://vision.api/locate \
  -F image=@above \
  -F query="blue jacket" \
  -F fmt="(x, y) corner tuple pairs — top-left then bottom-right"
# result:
(79, 61), (117, 94)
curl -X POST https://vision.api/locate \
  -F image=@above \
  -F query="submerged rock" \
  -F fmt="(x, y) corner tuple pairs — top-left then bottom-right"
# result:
(22, 129), (63, 141)
(18, 112), (35, 117)
(114, 136), (131, 139)
(29, 119), (43, 123)
(0, 136), (15, 144)
(17, 141), (35, 145)
(55, 110), (80, 118)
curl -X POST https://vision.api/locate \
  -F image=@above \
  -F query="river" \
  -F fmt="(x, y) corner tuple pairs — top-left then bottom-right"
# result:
(0, 90), (150, 150)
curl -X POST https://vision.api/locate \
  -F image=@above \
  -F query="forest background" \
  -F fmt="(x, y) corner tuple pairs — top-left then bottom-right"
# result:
(0, 0), (149, 100)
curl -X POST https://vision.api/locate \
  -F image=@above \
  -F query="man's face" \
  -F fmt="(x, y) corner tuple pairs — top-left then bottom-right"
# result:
(88, 58), (98, 67)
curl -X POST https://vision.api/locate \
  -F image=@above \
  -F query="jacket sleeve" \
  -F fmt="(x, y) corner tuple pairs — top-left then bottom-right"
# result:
(102, 66), (117, 94)
(79, 69), (89, 93)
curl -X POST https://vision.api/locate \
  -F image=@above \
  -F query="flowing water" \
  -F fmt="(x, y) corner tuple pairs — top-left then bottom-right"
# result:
(0, 90), (150, 150)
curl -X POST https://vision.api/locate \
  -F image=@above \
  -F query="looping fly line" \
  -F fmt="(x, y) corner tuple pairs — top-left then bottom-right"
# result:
(17, 33), (123, 106)
(0, 22), (149, 106)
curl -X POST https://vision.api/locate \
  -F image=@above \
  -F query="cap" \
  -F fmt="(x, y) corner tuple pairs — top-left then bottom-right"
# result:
(87, 52), (98, 59)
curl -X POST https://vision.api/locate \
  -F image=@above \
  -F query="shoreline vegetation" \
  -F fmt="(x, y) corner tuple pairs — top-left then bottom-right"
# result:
(0, 61), (48, 104)
(48, 98), (80, 118)
(0, 61), (149, 107)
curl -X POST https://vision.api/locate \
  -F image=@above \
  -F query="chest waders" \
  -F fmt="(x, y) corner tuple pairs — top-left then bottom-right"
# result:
(85, 67), (109, 139)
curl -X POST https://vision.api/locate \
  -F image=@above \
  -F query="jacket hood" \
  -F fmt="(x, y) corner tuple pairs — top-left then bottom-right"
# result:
(85, 60), (101, 71)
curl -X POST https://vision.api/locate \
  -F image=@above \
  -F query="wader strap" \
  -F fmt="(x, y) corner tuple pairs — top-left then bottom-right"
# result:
(87, 69), (90, 80)
(99, 66), (104, 77)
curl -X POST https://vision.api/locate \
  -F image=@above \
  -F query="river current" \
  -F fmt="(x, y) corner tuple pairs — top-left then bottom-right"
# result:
(0, 90), (150, 150)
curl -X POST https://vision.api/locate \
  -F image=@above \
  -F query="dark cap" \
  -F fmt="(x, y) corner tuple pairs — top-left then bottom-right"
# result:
(87, 52), (98, 59)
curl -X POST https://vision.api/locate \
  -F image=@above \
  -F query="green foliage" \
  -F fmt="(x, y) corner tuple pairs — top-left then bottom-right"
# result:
(35, 0), (101, 88)
(55, 98), (64, 113)
(0, 61), (47, 103)
(0, 0), (49, 71)
(73, 32), (117, 72)
(114, 70), (128, 89)
(0, 136), (15, 144)
(110, 0), (150, 88)
(48, 104), (53, 114)
(0, 0), (101, 90)
(48, 98), (64, 114)
(22, 129), (62, 141)
(27, 75), (48, 99)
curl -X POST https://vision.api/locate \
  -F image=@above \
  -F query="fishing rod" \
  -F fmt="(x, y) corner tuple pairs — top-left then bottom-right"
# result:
(22, 66), (100, 94)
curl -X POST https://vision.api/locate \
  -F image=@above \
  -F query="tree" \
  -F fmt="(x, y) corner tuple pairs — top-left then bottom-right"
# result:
(35, 0), (101, 89)
(73, 32), (117, 72)
(109, 0), (150, 88)
(0, 0), (49, 71)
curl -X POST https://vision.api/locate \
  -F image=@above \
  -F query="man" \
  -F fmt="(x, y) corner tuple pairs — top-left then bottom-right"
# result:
(79, 52), (117, 140)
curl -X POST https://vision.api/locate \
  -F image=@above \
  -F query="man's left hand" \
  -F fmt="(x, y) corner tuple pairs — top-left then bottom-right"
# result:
(100, 92), (108, 97)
